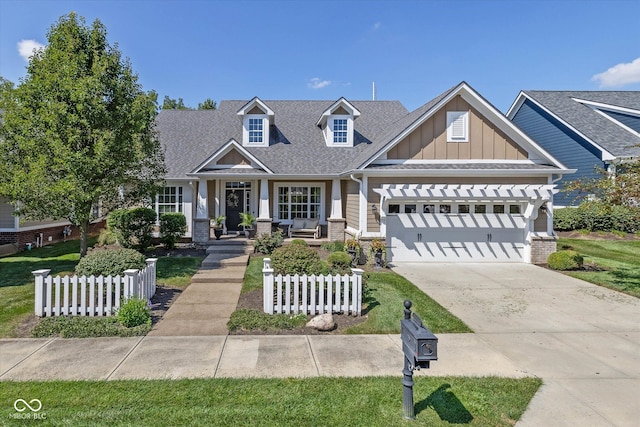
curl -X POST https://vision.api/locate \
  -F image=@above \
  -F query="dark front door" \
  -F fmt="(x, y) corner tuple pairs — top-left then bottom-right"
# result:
(225, 189), (243, 231)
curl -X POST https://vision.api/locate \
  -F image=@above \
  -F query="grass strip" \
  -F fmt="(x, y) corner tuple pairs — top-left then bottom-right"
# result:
(0, 376), (541, 426)
(558, 238), (640, 297)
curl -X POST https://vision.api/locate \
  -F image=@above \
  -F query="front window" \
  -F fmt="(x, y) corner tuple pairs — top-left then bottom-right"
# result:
(157, 186), (183, 215)
(333, 119), (348, 143)
(248, 118), (263, 143)
(277, 185), (322, 220)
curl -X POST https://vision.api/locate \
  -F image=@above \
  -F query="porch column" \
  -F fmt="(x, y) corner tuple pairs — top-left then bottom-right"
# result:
(546, 200), (554, 235)
(196, 180), (209, 219)
(256, 178), (272, 236)
(328, 178), (346, 241)
(193, 179), (210, 243)
(258, 179), (270, 219)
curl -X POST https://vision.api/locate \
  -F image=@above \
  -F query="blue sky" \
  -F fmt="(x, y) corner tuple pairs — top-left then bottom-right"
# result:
(1, 0), (639, 113)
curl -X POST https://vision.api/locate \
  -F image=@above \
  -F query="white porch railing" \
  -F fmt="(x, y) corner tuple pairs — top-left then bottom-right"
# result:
(262, 258), (363, 316)
(32, 258), (157, 317)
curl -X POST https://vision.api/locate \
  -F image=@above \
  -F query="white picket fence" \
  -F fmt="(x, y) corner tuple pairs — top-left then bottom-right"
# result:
(262, 258), (363, 316)
(32, 258), (157, 317)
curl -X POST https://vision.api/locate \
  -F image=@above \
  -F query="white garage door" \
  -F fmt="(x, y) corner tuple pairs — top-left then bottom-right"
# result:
(387, 210), (526, 262)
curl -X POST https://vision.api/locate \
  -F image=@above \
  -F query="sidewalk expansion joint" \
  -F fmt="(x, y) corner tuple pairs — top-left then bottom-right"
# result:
(213, 335), (229, 378)
(306, 335), (321, 377)
(106, 336), (145, 381)
(0, 338), (55, 379)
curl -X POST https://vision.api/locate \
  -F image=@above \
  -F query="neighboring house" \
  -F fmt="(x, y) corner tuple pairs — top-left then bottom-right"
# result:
(156, 82), (572, 263)
(507, 91), (640, 206)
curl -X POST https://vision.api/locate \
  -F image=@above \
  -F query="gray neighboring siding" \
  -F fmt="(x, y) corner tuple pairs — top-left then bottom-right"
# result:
(602, 110), (640, 134)
(0, 197), (15, 228)
(511, 100), (604, 206)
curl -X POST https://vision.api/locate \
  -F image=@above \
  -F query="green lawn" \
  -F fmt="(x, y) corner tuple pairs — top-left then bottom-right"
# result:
(0, 376), (541, 426)
(0, 240), (203, 337)
(558, 238), (640, 298)
(240, 256), (471, 334)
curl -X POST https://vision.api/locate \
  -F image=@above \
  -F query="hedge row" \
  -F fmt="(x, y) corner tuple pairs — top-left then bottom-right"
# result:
(554, 203), (640, 233)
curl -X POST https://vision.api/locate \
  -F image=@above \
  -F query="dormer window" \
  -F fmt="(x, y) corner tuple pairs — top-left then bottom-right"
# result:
(317, 98), (361, 147)
(237, 97), (274, 147)
(248, 117), (264, 143)
(332, 118), (348, 143)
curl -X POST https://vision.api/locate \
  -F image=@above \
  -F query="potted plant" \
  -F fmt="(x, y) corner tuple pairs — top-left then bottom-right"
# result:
(369, 238), (387, 268)
(239, 212), (256, 239)
(211, 215), (226, 240)
(344, 238), (362, 267)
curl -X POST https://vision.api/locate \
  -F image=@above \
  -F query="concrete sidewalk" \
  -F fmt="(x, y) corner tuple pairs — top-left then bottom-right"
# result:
(0, 333), (525, 381)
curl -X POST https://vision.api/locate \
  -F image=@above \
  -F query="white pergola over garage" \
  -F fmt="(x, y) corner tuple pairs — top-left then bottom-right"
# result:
(374, 184), (557, 263)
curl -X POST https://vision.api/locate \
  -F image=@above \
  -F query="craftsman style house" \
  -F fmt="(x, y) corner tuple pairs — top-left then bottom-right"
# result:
(156, 82), (572, 264)
(507, 91), (640, 206)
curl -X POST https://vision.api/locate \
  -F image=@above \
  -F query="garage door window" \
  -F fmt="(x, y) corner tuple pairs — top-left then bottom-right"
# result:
(493, 205), (505, 214)
(474, 205), (487, 214)
(458, 204), (470, 213)
(405, 204), (417, 213)
(389, 204), (400, 214)
(423, 204), (435, 213)
(439, 204), (451, 213)
(510, 205), (521, 214)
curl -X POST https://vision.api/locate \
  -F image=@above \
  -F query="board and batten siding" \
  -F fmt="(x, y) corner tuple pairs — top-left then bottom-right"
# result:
(344, 179), (359, 230)
(511, 99), (605, 206)
(386, 96), (528, 161)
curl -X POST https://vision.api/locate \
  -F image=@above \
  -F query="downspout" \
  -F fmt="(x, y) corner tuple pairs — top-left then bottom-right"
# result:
(349, 174), (363, 239)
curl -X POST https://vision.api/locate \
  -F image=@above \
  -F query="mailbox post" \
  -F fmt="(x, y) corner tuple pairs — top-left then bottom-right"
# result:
(400, 300), (438, 420)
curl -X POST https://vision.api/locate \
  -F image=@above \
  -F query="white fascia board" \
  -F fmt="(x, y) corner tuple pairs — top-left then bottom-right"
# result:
(189, 139), (274, 174)
(236, 97), (275, 117)
(510, 93), (616, 162)
(316, 97), (361, 127)
(358, 86), (464, 170)
(506, 91), (527, 119)
(456, 87), (570, 169)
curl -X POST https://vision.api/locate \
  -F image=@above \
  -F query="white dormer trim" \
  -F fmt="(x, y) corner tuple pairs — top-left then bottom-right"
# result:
(188, 139), (274, 174)
(573, 98), (640, 138)
(237, 97), (274, 147)
(316, 97), (361, 147)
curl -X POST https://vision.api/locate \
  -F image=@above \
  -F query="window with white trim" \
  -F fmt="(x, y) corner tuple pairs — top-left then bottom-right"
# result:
(276, 185), (322, 220)
(248, 118), (263, 143)
(157, 186), (183, 215)
(333, 119), (348, 143)
(446, 111), (469, 142)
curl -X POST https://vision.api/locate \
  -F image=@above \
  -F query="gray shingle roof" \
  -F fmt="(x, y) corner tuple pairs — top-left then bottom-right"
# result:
(522, 91), (640, 158)
(157, 100), (408, 179)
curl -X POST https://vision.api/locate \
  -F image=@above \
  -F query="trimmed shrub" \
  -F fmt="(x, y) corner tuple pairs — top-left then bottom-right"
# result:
(547, 250), (584, 271)
(117, 297), (151, 328)
(107, 207), (157, 251)
(76, 248), (146, 277)
(159, 212), (187, 249)
(327, 251), (352, 275)
(321, 240), (345, 252)
(290, 239), (308, 247)
(271, 244), (324, 276)
(254, 230), (284, 255)
(31, 316), (150, 338)
(97, 228), (117, 246)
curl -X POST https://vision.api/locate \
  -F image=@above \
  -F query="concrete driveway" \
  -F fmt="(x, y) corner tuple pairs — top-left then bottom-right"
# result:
(392, 263), (640, 427)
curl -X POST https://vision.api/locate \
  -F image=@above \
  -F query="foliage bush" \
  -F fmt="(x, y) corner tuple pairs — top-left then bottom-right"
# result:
(75, 248), (146, 277)
(253, 230), (284, 255)
(117, 297), (152, 328)
(320, 240), (345, 252)
(227, 308), (307, 332)
(31, 316), (150, 338)
(289, 239), (308, 247)
(159, 212), (187, 249)
(97, 227), (118, 246)
(271, 243), (325, 276)
(327, 251), (352, 275)
(107, 207), (157, 251)
(547, 250), (584, 271)
(554, 203), (640, 233)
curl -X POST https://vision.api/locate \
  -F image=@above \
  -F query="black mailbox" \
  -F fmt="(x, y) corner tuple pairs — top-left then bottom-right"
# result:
(401, 306), (438, 369)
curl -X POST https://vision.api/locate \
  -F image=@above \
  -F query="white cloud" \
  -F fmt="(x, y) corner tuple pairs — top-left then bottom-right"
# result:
(592, 57), (640, 87)
(17, 39), (45, 62)
(373, 22), (382, 30)
(308, 77), (331, 89)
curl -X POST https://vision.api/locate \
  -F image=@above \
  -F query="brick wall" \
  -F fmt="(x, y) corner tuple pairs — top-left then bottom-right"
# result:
(531, 236), (557, 264)
(0, 220), (106, 251)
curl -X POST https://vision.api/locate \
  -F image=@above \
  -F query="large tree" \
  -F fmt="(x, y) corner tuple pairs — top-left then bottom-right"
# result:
(563, 161), (640, 206)
(0, 13), (166, 256)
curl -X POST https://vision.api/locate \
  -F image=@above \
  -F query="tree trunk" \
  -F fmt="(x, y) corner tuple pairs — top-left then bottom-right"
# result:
(79, 219), (89, 258)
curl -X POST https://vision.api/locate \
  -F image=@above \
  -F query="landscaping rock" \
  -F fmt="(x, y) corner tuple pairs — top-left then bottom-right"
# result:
(306, 313), (335, 331)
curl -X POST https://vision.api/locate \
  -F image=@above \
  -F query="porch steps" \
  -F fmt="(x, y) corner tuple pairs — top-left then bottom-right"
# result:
(200, 253), (249, 269)
(205, 240), (253, 255)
